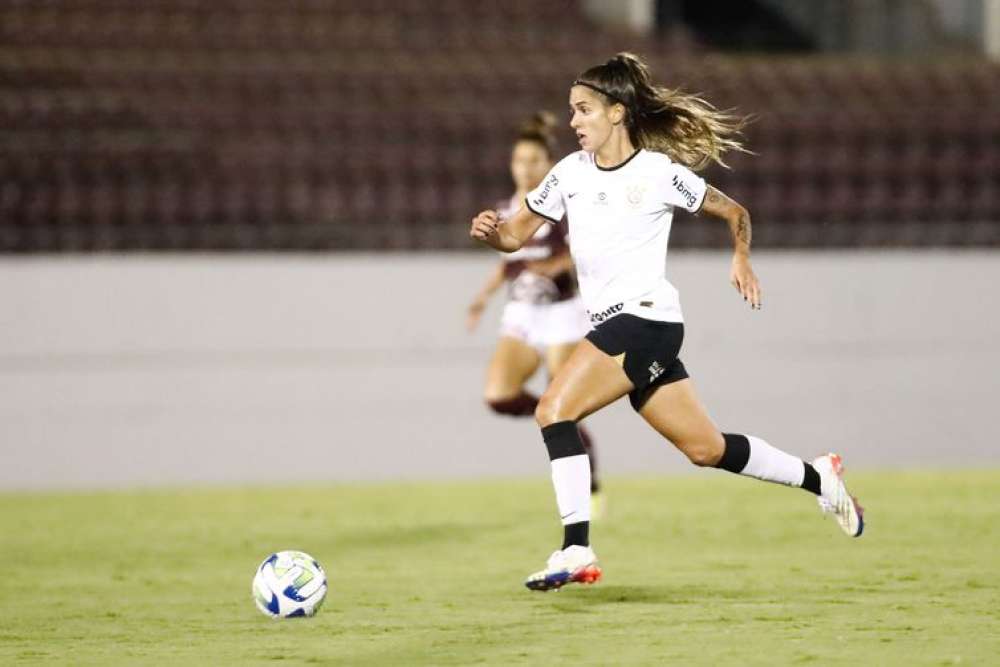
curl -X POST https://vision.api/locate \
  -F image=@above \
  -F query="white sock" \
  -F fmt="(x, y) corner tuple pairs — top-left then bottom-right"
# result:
(742, 435), (806, 487)
(551, 454), (591, 525)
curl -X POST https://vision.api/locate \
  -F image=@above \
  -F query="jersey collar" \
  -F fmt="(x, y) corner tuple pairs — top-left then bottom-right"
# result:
(595, 148), (642, 172)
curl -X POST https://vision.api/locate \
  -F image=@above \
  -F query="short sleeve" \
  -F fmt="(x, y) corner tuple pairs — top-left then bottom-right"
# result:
(663, 162), (707, 213)
(525, 167), (565, 224)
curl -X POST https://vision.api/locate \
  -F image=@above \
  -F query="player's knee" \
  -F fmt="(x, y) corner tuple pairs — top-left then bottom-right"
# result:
(483, 385), (513, 410)
(484, 391), (507, 413)
(534, 395), (556, 427)
(483, 385), (506, 405)
(683, 436), (725, 467)
(534, 392), (576, 427)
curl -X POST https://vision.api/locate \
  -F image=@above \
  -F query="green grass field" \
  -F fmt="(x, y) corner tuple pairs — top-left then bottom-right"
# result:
(2, 471), (998, 665)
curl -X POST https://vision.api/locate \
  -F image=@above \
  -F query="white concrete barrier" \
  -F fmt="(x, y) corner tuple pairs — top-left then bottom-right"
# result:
(0, 250), (995, 489)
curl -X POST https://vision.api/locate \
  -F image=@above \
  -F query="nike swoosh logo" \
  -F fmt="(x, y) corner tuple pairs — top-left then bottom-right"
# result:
(567, 193), (578, 198)
(560, 512), (574, 519)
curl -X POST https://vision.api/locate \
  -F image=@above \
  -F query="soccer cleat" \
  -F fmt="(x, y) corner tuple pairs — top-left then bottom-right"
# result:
(524, 545), (602, 592)
(812, 453), (865, 537)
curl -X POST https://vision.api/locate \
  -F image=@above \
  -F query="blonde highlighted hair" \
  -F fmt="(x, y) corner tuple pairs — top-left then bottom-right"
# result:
(574, 52), (748, 171)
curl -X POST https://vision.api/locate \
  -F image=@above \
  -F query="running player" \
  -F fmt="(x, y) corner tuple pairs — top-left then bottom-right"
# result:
(466, 112), (603, 511)
(469, 53), (864, 592)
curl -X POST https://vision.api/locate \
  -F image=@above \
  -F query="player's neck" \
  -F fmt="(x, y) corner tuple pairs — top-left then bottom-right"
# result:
(513, 188), (529, 202)
(594, 134), (637, 170)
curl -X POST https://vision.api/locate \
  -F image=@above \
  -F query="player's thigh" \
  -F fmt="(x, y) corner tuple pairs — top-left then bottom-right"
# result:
(484, 336), (542, 401)
(537, 339), (633, 426)
(544, 341), (580, 378)
(638, 378), (725, 465)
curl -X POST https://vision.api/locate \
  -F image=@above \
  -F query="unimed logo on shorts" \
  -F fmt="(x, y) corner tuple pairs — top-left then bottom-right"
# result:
(589, 303), (623, 323)
(532, 174), (560, 208)
(671, 174), (698, 209)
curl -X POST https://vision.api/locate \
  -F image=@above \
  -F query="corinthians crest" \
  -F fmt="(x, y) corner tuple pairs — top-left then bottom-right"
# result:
(626, 185), (645, 207)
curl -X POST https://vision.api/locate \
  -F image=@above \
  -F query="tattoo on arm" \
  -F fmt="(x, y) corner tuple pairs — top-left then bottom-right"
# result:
(702, 185), (751, 250)
(736, 212), (751, 246)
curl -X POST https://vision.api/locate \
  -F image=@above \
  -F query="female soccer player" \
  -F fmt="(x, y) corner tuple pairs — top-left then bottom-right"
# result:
(466, 112), (603, 509)
(469, 53), (864, 592)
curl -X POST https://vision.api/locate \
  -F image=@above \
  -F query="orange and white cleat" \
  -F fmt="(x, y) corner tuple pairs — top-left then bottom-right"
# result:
(524, 545), (602, 592)
(813, 453), (865, 537)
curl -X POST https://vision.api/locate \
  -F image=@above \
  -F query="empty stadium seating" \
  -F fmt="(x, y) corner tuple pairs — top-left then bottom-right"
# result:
(0, 0), (997, 250)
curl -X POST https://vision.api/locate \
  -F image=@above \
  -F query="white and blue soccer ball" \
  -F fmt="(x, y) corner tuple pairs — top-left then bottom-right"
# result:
(252, 550), (327, 618)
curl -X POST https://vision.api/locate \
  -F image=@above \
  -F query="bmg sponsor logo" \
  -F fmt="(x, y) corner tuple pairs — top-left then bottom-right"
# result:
(671, 174), (698, 209)
(589, 302), (624, 323)
(531, 174), (560, 208)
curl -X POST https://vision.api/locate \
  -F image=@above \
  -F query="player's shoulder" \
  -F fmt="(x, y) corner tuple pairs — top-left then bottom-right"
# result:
(637, 149), (675, 169)
(552, 150), (593, 173)
(637, 150), (702, 183)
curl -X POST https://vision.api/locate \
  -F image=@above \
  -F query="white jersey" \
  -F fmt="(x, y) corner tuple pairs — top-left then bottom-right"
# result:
(524, 149), (706, 324)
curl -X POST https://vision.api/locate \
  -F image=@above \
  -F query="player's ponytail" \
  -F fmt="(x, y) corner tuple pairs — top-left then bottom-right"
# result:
(516, 110), (559, 159)
(574, 52), (748, 171)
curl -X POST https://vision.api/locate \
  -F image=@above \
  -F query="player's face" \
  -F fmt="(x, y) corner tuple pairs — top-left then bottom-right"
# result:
(510, 141), (552, 191)
(569, 86), (617, 153)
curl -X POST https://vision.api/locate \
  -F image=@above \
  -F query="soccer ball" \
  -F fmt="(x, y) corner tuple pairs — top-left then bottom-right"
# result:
(252, 550), (328, 618)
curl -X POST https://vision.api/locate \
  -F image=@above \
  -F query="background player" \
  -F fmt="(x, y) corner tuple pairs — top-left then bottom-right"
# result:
(466, 112), (604, 512)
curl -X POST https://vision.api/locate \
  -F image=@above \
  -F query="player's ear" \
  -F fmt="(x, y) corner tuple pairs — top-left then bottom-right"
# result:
(609, 102), (626, 126)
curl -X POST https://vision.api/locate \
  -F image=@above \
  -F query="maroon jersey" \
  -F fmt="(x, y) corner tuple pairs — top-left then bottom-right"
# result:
(496, 195), (577, 304)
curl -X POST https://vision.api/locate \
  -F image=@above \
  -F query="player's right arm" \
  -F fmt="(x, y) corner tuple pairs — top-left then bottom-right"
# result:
(466, 261), (506, 332)
(470, 205), (547, 252)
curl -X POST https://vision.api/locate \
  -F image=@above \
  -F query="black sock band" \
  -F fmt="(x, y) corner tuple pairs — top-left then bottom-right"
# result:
(801, 462), (822, 495)
(542, 421), (585, 461)
(717, 433), (751, 473)
(487, 392), (539, 417)
(562, 521), (590, 549)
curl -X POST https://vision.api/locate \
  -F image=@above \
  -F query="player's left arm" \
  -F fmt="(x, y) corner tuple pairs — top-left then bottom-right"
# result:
(699, 185), (761, 310)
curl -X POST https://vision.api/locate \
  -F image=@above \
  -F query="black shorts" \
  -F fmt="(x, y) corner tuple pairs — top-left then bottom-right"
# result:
(585, 314), (688, 411)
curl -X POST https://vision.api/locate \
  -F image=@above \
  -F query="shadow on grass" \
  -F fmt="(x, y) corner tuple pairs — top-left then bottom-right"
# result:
(331, 521), (504, 552)
(545, 583), (744, 607)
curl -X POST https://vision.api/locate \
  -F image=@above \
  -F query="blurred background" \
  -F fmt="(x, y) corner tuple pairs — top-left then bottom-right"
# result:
(1, 0), (998, 489)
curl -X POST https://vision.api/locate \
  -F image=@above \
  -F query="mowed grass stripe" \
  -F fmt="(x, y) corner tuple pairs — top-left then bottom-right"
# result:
(1, 471), (998, 665)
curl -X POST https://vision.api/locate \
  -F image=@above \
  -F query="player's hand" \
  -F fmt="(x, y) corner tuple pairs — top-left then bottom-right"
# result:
(470, 210), (500, 242)
(730, 253), (761, 310)
(466, 296), (487, 332)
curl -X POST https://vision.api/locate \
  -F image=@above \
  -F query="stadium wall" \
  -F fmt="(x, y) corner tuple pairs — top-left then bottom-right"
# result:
(1, 251), (996, 490)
